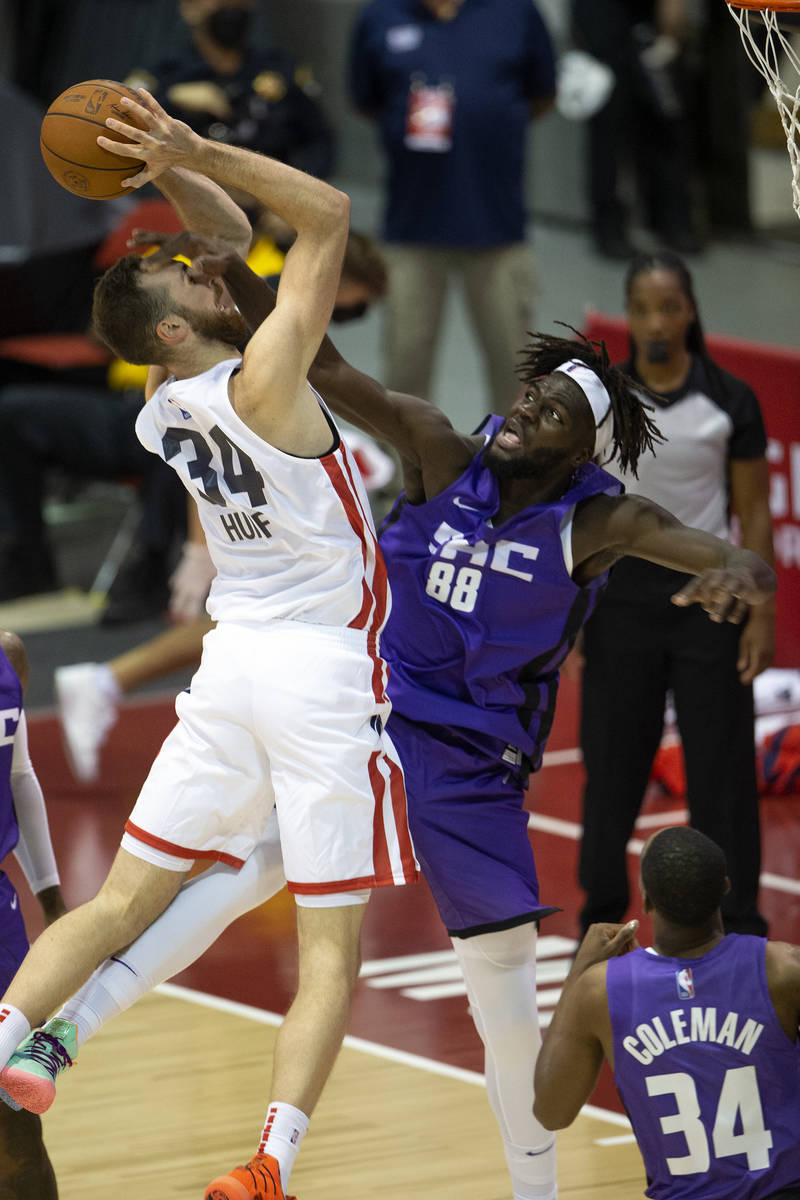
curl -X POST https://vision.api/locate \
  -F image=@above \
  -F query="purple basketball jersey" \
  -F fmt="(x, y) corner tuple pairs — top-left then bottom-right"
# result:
(608, 937), (800, 1200)
(0, 645), (22, 864)
(379, 415), (622, 768)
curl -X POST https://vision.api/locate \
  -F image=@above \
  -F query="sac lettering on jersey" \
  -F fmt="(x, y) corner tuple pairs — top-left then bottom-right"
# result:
(379, 413), (621, 765)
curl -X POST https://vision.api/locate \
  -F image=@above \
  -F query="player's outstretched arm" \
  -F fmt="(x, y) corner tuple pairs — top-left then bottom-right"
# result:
(572, 493), (776, 620)
(534, 922), (638, 1129)
(127, 231), (473, 478)
(154, 170), (253, 261)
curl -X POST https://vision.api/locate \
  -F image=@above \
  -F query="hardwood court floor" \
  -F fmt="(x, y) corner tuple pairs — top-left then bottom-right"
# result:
(43, 988), (646, 1200)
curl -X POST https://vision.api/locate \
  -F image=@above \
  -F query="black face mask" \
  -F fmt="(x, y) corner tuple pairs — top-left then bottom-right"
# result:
(645, 339), (671, 364)
(206, 6), (252, 49)
(330, 301), (369, 324)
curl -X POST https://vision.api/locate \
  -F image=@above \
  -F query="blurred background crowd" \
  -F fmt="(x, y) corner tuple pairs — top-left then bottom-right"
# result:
(0, 0), (797, 681)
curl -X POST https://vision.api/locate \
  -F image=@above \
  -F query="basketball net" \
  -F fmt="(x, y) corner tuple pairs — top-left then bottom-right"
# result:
(725, 4), (800, 218)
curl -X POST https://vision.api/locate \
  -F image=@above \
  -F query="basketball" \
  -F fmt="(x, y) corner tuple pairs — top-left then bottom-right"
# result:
(40, 79), (149, 199)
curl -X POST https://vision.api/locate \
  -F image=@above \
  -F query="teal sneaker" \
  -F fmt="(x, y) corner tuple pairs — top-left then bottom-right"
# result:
(0, 1018), (77, 1113)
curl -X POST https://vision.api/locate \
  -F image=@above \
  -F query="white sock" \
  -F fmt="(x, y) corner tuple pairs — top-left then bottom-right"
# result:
(0, 1005), (31, 1066)
(451, 926), (557, 1200)
(258, 1101), (309, 1188)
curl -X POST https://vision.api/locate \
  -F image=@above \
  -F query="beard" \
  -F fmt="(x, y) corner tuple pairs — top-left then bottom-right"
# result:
(484, 438), (568, 480)
(185, 306), (250, 348)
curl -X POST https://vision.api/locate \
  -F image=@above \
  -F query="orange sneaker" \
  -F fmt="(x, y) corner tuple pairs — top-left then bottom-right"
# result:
(204, 1152), (296, 1200)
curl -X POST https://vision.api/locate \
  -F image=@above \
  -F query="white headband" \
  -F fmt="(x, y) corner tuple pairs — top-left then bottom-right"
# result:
(554, 359), (615, 461)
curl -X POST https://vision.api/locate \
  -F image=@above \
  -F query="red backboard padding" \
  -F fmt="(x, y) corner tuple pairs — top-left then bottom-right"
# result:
(584, 311), (800, 666)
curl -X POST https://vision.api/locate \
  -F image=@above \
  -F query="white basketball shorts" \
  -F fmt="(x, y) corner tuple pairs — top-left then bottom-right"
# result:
(121, 620), (418, 897)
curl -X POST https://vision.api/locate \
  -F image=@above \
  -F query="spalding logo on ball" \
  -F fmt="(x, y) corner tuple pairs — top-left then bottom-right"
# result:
(40, 79), (148, 199)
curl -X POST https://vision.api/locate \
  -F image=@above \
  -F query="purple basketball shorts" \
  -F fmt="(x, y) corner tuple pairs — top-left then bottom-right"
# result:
(0, 873), (29, 992)
(387, 712), (557, 938)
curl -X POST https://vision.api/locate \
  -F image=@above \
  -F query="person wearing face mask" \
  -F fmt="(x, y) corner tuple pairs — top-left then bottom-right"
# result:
(348, 0), (557, 415)
(578, 251), (774, 944)
(125, 0), (334, 182)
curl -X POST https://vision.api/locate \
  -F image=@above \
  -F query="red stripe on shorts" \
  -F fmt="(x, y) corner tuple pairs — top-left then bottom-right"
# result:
(386, 753), (419, 884)
(368, 749), (392, 885)
(124, 820), (245, 869)
(288, 873), (401, 895)
(366, 631), (387, 706)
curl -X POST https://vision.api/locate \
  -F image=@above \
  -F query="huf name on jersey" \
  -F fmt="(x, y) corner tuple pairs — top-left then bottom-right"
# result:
(136, 359), (388, 631)
(219, 509), (271, 543)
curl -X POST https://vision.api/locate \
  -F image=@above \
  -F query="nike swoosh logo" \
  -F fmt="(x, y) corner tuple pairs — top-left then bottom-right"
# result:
(9, 895), (17, 911)
(453, 496), (481, 512)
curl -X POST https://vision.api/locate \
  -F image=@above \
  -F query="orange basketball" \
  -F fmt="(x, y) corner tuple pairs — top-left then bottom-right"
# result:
(40, 79), (149, 199)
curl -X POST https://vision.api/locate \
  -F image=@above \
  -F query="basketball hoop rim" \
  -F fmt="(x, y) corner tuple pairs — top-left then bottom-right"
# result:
(724, 0), (800, 10)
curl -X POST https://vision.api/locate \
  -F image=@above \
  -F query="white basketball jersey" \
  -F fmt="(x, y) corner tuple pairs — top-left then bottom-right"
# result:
(136, 358), (389, 631)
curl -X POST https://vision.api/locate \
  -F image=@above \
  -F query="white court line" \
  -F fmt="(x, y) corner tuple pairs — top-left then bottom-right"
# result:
(360, 950), (459, 978)
(635, 808), (688, 829)
(154, 980), (628, 1128)
(527, 810), (800, 895)
(761, 872), (800, 896)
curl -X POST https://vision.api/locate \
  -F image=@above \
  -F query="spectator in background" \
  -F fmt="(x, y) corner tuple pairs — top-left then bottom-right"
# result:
(0, 379), (186, 607)
(578, 251), (773, 942)
(570, 0), (701, 258)
(348, 0), (556, 415)
(0, 228), (388, 612)
(0, 81), (184, 608)
(687, 0), (756, 240)
(125, 0), (334, 194)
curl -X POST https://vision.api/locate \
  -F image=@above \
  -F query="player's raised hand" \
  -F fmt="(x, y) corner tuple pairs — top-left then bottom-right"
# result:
(128, 229), (238, 278)
(573, 921), (639, 977)
(671, 565), (772, 623)
(97, 88), (200, 188)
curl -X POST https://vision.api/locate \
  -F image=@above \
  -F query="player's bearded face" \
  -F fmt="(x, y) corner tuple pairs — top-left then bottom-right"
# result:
(484, 440), (568, 479)
(185, 306), (250, 347)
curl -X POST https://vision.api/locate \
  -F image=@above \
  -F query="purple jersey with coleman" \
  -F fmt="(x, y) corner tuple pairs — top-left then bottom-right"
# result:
(378, 415), (621, 935)
(0, 645), (28, 990)
(607, 936), (800, 1200)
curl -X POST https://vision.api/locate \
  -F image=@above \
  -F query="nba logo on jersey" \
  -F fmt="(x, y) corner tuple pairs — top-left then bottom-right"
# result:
(676, 967), (695, 999)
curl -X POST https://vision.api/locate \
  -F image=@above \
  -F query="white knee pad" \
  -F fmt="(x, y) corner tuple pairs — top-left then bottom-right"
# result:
(451, 925), (557, 1200)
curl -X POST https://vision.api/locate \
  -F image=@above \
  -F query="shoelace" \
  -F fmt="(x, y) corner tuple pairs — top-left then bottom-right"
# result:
(21, 1031), (73, 1077)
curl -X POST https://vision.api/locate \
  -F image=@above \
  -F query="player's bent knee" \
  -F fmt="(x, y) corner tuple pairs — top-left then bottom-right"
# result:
(93, 848), (187, 943)
(454, 923), (538, 970)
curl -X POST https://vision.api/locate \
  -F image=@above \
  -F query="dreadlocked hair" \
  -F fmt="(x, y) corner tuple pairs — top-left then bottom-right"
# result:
(516, 325), (663, 477)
